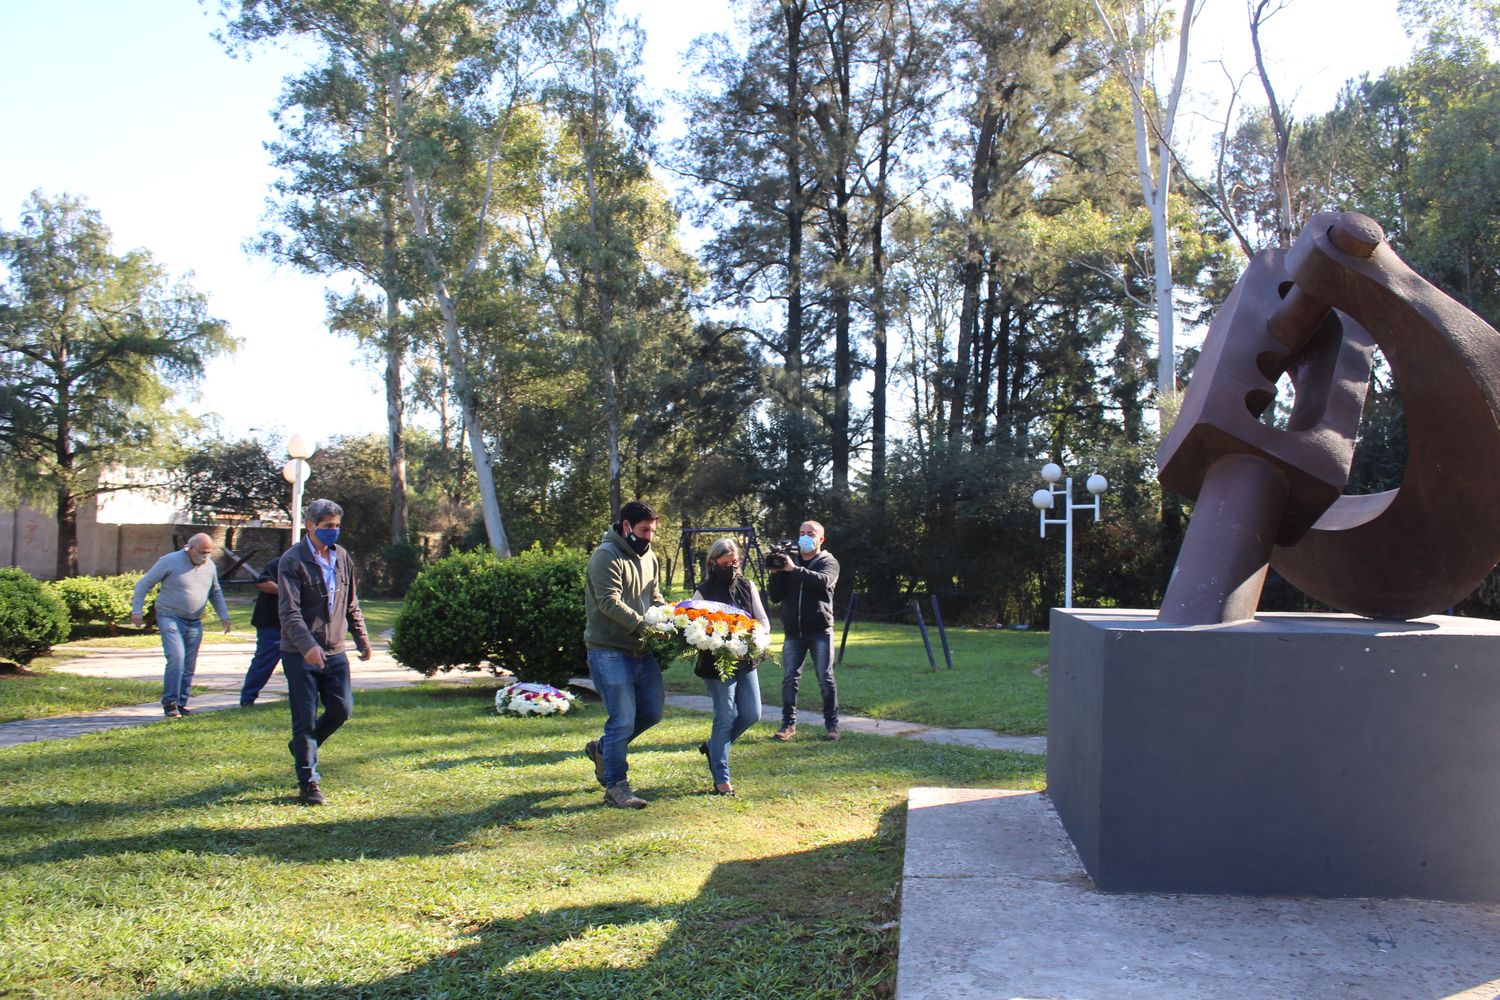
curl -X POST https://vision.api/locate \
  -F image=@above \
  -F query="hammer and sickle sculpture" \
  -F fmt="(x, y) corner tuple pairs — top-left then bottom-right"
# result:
(1157, 211), (1500, 624)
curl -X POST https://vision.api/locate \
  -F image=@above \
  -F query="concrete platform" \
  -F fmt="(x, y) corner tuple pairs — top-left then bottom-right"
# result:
(897, 787), (1500, 999)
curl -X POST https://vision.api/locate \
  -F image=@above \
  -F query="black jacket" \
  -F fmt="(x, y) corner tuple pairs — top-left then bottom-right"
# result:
(250, 555), (282, 630)
(692, 573), (769, 679)
(766, 549), (839, 637)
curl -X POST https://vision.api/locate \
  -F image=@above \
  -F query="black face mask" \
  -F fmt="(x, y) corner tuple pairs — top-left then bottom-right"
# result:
(624, 530), (651, 556)
(709, 563), (738, 583)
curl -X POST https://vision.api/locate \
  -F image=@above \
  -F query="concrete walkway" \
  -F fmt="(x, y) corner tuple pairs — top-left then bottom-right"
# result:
(4, 652), (1048, 754)
(573, 677), (1047, 754)
(0, 642), (470, 748)
(897, 787), (1500, 999)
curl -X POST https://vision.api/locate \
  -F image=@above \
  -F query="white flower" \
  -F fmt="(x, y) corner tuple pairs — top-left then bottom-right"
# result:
(728, 637), (749, 659)
(685, 620), (709, 646)
(751, 628), (770, 653)
(706, 632), (725, 651)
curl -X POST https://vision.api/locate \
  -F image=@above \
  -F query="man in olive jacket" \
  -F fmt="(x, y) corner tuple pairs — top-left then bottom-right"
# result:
(583, 499), (667, 809)
(279, 498), (373, 806)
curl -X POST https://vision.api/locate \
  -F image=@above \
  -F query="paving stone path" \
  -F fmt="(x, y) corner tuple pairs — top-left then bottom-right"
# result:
(2, 646), (1045, 755)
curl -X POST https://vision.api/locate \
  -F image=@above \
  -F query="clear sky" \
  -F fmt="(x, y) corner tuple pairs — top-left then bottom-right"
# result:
(0, 0), (1414, 453)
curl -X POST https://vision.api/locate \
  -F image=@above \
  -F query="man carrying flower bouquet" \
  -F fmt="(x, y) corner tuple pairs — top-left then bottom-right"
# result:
(583, 499), (668, 809)
(767, 519), (842, 741)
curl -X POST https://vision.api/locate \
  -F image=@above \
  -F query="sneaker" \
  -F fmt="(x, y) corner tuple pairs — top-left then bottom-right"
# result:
(164, 703), (181, 718)
(584, 740), (607, 787)
(772, 724), (796, 741)
(298, 781), (326, 806)
(823, 725), (842, 741)
(177, 705), (193, 716)
(603, 780), (648, 809)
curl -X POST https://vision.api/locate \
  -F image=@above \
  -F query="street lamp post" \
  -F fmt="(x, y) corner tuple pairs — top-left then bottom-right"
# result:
(1031, 462), (1108, 609)
(283, 434), (316, 543)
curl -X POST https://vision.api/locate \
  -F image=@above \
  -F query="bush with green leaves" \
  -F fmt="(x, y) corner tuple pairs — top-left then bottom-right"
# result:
(391, 545), (587, 687)
(51, 575), (132, 627)
(0, 568), (71, 665)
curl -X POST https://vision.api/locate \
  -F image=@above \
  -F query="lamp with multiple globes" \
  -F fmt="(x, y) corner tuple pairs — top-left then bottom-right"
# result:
(1032, 462), (1108, 609)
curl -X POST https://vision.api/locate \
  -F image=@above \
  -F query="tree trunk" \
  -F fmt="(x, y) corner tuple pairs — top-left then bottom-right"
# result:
(55, 481), (78, 580)
(380, 188), (410, 546)
(1250, 0), (1294, 248)
(402, 176), (512, 558)
(869, 141), (891, 503)
(950, 105), (999, 444)
(783, 1), (809, 489)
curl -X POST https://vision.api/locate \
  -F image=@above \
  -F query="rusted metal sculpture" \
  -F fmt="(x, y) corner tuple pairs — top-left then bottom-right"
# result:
(1157, 211), (1500, 623)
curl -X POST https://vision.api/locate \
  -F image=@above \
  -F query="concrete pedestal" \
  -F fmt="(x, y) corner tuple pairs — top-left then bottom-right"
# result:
(1048, 609), (1500, 902)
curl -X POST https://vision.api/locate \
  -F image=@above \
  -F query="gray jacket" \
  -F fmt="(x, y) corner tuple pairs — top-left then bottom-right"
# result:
(278, 537), (371, 657)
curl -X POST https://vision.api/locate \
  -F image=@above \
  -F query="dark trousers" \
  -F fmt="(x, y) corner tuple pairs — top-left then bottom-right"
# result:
(239, 626), (283, 706)
(283, 648), (352, 786)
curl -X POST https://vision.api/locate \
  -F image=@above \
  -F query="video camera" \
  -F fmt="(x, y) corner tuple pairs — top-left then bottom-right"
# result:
(765, 539), (798, 571)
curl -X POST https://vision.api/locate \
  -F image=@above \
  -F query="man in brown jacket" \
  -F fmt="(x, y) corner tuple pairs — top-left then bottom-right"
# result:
(279, 498), (373, 806)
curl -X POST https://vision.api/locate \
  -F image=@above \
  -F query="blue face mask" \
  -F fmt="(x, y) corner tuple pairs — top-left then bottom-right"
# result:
(313, 527), (340, 547)
(798, 535), (817, 554)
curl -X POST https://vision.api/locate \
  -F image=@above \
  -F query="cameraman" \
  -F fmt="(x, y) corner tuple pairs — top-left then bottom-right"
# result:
(767, 520), (841, 741)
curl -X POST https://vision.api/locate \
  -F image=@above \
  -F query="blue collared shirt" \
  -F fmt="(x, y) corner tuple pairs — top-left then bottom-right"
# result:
(306, 535), (337, 619)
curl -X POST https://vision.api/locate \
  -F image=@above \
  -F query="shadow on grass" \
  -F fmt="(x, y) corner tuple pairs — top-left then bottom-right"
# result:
(0, 780), (268, 827)
(2, 788), (596, 866)
(138, 811), (905, 1000)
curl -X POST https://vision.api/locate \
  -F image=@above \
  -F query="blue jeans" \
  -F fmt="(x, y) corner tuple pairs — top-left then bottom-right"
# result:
(283, 649), (353, 786)
(157, 613), (204, 710)
(587, 647), (664, 788)
(240, 626), (283, 706)
(703, 668), (761, 785)
(781, 632), (837, 728)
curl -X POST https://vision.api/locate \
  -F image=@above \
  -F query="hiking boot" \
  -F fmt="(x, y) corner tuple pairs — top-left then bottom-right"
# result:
(772, 724), (796, 741)
(164, 703), (181, 718)
(298, 781), (326, 806)
(584, 740), (607, 787)
(823, 725), (842, 741)
(604, 780), (648, 809)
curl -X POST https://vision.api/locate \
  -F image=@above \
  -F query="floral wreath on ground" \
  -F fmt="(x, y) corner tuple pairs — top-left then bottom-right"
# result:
(643, 599), (773, 682)
(495, 682), (577, 717)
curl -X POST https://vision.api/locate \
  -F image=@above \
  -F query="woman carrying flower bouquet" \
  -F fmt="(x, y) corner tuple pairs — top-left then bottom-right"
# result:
(691, 538), (769, 796)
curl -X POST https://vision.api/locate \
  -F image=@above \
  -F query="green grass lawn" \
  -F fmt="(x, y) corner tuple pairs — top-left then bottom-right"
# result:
(662, 622), (1049, 733)
(0, 684), (1044, 999)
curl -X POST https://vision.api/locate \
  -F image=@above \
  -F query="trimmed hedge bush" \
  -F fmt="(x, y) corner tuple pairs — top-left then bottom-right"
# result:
(51, 573), (156, 629)
(52, 575), (131, 627)
(390, 545), (588, 688)
(0, 568), (71, 665)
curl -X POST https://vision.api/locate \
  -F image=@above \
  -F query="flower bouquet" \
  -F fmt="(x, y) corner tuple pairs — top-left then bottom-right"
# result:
(495, 682), (577, 717)
(643, 599), (772, 682)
